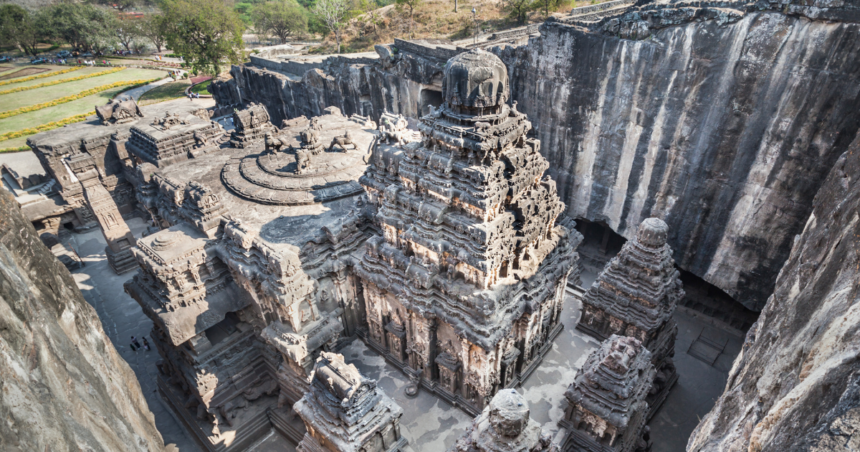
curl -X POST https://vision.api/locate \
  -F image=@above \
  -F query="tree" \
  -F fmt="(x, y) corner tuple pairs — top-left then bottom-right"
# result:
(139, 14), (168, 53)
(0, 5), (47, 57)
(44, 4), (119, 53)
(395, 0), (420, 38)
(158, 0), (245, 74)
(116, 16), (143, 52)
(536, 0), (560, 17)
(505, 0), (532, 24)
(252, 0), (308, 44)
(312, 0), (351, 54)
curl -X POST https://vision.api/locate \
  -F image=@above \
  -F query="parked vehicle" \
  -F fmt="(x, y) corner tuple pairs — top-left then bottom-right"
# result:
(30, 58), (47, 64)
(0, 56), (10, 63)
(57, 50), (72, 58)
(81, 52), (93, 57)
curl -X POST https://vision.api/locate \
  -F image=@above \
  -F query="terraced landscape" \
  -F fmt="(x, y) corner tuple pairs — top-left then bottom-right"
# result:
(0, 65), (166, 151)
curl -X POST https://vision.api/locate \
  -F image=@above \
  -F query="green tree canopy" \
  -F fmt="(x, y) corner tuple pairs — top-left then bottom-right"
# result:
(43, 3), (120, 53)
(252, 0), (308, 44)
(0, 4), (48, 57)
(158, 0), (245, 74)
(139, 13), (168, 53)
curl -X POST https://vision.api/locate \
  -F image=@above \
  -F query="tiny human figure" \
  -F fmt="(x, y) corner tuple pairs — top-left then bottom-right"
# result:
(129, 342), (137, 351)
(142, 337), (151, 351)
(131, 336), (142, 348)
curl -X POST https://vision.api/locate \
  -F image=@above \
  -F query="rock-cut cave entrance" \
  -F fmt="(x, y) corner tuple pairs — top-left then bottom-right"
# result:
(573, 218), (758, 335)
(419, 88), (443, 117)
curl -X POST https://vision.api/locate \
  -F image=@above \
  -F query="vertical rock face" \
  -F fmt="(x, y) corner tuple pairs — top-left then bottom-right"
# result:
(498, 12), (860, 310)
(0, 187), (164, 451)
(688, 133), (860, 451)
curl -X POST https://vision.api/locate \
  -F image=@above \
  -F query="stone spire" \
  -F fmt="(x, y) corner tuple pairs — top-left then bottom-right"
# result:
(560, 335), (655, 452)
(577, 217), (683, 418)
(451, 389), (556, 452)
(293, 352), (407, 452)
(357, 48), (581, 414)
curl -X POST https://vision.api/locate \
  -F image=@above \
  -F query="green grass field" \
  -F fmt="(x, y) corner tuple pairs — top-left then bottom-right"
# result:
(0, 68), (163, 112)
(0, 64), (165, 150)
(138, 80), (191, 106)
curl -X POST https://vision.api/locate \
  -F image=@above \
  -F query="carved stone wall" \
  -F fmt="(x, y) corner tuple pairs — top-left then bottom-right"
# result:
(356, 49), (581, 415)
(560, 335), (655, 452)
(294, 352), (407, 452)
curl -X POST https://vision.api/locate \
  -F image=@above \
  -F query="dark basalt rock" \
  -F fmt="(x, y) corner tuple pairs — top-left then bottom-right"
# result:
(688, 131), (860, 451)
(0, 183), (164, 451)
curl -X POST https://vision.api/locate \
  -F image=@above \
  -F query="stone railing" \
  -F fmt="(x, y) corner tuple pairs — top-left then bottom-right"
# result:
(393, 39), (466, 62)
(566, 0), (637, 16)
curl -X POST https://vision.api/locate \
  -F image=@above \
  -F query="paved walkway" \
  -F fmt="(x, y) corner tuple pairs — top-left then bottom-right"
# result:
(121, 77), (175, 101)
(66, 216), (741, 452)
(70, 217), (202, 452)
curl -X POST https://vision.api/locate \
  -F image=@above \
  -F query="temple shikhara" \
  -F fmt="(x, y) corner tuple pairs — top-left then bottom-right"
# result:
(577, 218), (683, 417)
(357, 49), (580, 414)
(558, 335), (655, 452)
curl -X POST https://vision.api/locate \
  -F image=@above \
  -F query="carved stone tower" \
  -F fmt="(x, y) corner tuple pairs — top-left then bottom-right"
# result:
(559, 335), (655, 452)
(294, 352), (407, 452)
(576, 217), (683, 418)
(357, 48), (581, 415)
(451, 389), (556, 452)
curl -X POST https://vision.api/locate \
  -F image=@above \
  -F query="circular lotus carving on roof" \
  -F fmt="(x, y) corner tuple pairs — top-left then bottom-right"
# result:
(221, 116), (373, 206)
(151, 230), (184, 251)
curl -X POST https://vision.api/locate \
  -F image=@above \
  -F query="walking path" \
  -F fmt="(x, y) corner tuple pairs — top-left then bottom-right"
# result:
(122, 77), (175, 101)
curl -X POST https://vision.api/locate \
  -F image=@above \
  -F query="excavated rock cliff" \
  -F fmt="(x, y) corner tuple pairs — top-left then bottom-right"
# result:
(498, 7), (860, 311)
(210, 4), (860, 311)
(0, 188), (164, 452)
(687, 132), (860, 451)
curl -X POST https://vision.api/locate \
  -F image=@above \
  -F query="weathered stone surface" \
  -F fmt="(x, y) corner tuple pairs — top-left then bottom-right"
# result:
(560, 335), (654, 452)
(294, 352), (407, 452)
(356, 49), (581, 415)
(213, 7), (860, 312)
(578, 217), (682, 418)
(451, 389), (556, 452)
(498, 10), (860, 311)
(688, 133), (860, 451)
(0, 185), (164, 451)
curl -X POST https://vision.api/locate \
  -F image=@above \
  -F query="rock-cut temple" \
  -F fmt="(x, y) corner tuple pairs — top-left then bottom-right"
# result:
(356, 49), (581, 415)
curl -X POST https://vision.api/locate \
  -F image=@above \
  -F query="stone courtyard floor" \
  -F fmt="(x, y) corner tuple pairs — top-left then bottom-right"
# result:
(69, 218), (743, 452)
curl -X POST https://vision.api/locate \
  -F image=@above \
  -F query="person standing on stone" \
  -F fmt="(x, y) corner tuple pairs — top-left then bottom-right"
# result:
(131, 336), (142, 349)
(142, 337), (151, 351)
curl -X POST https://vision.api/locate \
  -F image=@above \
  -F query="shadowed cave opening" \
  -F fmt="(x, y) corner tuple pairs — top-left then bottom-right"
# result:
(573, 218), (758, 335)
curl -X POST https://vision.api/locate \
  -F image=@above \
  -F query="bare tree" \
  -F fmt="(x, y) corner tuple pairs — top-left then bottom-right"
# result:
(313, 0), (352, 54)
(395, 0), (421, 38)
